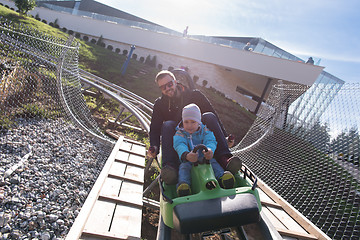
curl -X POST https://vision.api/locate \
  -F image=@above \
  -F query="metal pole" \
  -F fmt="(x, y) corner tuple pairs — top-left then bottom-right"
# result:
(121, 45), (136, 76)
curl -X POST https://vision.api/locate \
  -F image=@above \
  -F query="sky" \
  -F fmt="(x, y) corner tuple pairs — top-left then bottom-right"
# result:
(96, 0), (360, 83)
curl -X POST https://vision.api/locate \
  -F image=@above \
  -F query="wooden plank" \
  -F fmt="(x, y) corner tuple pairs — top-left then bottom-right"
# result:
(118, 147), (145, 158)
(119, 181), (143, 204)
(268, 206), (308, 234)
(261, 207), (286, 230)
(100, 177), (122, 198)
(128, 154), (145, 168)
(108, 160), (127, 177)
(257, 179), (331, 240)
(115, 158), (145, 168)
(66, 137), (125, 240)
(129, 143), (146, 156)
(123, 165), (144, 182)
(108, 173), (144, 185)
(110, 204), (142, 238)
(83, 200), (115, 233)
(261, 200), (282, 209)
(124, 138), (146, 146)
(115, 151), (130, 162)
(277, 229), (318, 240)
(114, 151), (145, 169)
(119, 141), (132, 152)
(258, 188), (276, 204)
(98, 195), (142, 208)
(282, 236), (301, 240)
(82, 229), (140, 240)
(99, 181), (143, 207)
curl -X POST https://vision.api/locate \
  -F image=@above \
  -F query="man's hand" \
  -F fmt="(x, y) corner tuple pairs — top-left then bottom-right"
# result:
(203, 148), (213, 160)
(227, 134), (235, 148)
(186, 151), (198, 162)
(147, 146), (158, 158)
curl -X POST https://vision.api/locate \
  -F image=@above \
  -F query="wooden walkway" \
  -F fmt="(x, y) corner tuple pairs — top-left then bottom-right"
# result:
(66, 136), (146, 240)
(255, 179), (331, 240)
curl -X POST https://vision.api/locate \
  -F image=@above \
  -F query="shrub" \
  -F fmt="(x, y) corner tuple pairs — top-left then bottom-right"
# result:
(145, 55), (151, 65)
(202, 80), (208, 87)
(139, 56), (145, 63)
(42, 19), (47, 24)
(132, 54), (137, 60)
(61, 27), (67, 32)
(115, 48), (121, 53)
(90, 39), (97, 44)
(100, 42), (106, 48)
(168, 66), (174, 71)
(193, 75), (199, 83)
(151, 56), (157, 67)
(75, 32), (81, 38)
(97, 35), (104, 46)
(123, 50), (128, 56)
(157, 64), (163, 70)
(68, 30), (74, 35)
(107, 45), (113, 51)
(49, 22), (54, 27)
(83, 36), (89, 41)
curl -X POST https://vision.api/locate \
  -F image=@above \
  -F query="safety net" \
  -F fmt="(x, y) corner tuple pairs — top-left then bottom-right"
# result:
(233, 82), (359, 239)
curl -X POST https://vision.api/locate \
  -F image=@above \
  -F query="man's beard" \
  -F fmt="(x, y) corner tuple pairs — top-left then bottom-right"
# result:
(165, 88), (176, 98)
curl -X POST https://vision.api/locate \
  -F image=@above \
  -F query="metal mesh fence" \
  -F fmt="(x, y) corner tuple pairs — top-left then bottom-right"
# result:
(233, 82), (360, 239)
(0, 17), (113, 238)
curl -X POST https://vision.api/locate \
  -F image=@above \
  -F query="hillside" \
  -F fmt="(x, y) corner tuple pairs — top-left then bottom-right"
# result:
(0, 5), (256, 142)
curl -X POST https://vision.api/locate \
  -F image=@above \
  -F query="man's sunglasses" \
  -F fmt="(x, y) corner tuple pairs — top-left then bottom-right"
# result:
(159, 81), (174, 91)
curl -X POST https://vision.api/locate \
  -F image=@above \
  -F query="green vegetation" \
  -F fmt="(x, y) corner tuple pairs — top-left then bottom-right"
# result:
(0, 5), (255, 143)
(15, 0), (36, 15)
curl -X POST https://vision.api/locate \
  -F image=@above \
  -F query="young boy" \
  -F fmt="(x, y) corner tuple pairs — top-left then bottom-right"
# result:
(173, 103), (235, 197)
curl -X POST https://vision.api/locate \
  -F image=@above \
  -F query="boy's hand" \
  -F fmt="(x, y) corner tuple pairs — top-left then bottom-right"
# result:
(227, 134), (235, 148)
(203, 148), (213, 160)
(186, 151), (198, 162)
(147, 146), (158, 158)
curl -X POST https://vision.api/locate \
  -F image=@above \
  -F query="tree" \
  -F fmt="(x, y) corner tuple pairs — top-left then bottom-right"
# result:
(305, 121), (330, 152)
(15, 0), (36, 15)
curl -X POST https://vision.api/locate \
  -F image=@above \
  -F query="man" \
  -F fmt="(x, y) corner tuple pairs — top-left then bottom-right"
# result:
(147, 70), (241, 184)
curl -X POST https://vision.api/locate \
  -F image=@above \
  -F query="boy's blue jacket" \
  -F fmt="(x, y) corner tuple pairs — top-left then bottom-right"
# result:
(173, 122), (217, 163)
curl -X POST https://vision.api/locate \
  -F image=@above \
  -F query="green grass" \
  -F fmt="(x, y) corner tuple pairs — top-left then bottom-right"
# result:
(0, 5), (255, 142)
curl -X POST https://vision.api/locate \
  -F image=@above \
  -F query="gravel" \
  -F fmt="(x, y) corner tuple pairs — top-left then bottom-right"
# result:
(0, 118), (111, 239)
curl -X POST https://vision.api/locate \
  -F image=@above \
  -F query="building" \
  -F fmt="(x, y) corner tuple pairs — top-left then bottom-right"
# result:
(2, 0), (344, 114)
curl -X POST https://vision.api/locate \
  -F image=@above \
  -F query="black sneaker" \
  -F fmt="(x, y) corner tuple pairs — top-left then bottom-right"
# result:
(225, 156), (242, 175)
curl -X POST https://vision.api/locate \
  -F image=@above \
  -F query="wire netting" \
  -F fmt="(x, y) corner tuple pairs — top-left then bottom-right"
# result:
(233, 82), (360, 239)
(0, 17), (113, 238)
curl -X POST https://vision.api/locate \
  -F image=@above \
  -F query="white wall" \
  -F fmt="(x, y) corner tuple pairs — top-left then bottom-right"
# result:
(0, 0), (324, 111)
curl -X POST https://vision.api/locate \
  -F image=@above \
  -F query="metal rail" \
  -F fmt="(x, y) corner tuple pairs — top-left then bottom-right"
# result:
(79, 74), (151, 133)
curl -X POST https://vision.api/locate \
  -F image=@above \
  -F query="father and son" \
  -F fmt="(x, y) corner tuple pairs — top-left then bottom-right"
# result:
(146, 70), (242, 197)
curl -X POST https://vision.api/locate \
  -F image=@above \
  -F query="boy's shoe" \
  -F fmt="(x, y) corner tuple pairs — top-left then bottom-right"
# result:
(160, 165), (178, 185)
(219, 171), (235, 189)
(225, 156), (242, 175)
(177, 183), (191, 197)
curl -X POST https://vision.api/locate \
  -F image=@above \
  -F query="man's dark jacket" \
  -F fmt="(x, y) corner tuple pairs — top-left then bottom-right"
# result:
(149, 85), (227, 150)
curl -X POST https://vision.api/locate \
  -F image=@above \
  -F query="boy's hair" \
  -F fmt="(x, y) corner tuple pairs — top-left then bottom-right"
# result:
(182, 104), (201, 125)
(155, 70), (176, 83)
